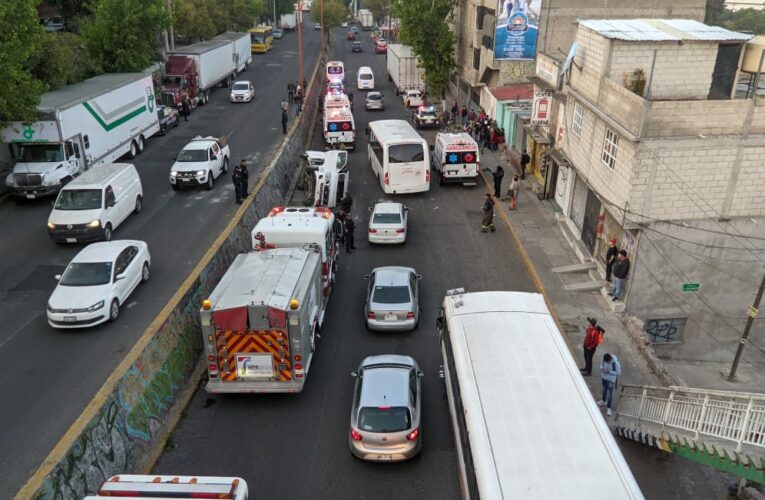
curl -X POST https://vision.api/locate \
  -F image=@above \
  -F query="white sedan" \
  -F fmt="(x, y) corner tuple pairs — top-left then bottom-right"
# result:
(368, 202), (408, 244)
(47, 240), (151, 329)
(230, 80), (254, 103)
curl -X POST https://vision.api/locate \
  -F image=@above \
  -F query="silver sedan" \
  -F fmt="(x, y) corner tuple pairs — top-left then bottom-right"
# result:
(365, 91), (384, 110)
(364, 266), (421, 331)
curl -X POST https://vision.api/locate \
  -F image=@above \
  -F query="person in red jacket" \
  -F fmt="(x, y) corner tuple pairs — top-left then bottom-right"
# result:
(580, 317), (603, 376)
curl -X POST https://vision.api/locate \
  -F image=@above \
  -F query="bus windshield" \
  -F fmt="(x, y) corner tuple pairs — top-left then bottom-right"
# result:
(388, 144), (424, 163)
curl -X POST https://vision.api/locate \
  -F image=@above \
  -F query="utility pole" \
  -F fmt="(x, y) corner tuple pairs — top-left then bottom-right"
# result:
(727, 272), (765, 381)
(167, 0), (175, 50)
(273, 0), (277, 26)
(320, 0), (324, 53)
(297, 0), (304, 85)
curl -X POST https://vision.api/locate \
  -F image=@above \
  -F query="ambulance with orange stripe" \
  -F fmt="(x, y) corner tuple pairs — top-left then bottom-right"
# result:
(201, 247), (324, 393)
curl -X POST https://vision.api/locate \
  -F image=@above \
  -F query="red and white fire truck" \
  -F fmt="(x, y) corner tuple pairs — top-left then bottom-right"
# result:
(201, 247), (324, 393)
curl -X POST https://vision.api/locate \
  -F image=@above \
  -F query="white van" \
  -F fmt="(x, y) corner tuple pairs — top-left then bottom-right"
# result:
(431, 132), (480, 185)
(357, 66), (375, 90)
(47, 163), (143, 243)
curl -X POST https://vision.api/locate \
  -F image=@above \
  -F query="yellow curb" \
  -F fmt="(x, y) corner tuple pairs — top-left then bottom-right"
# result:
(16, 55), (324, 500)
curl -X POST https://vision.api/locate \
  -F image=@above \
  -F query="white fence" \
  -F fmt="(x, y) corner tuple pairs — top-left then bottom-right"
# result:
(617, 385), (765, 453)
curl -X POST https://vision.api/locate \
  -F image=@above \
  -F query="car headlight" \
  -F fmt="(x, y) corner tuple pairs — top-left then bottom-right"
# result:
(87, 300), (105, 312)
(46, 303), (54, 313)
(5, 172), (14, 187)
(47, 222), (56, 230)
(170, 171), (178, 177)
(196, 170), (206, 176)
(86, 220), (101, 228)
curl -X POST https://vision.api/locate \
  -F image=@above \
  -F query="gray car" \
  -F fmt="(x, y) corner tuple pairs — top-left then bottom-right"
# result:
(365, 266), (421, 331)
(365, 91), (384, 110)
(349, 355), (423, 461)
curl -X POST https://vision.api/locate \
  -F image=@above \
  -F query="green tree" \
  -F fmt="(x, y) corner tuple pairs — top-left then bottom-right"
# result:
(704, 0), (726, 26)
(82, 0), (170, 72)
(363, 0), (391, 25)
(173, 0), (218, 43)
(394, 0), (457, 100)
(31, 32), (101, 90)
(722, 8), (765, 34)
(216, 0), (265, 31)
(310, 0), (348, 31)
(0, 0), (45, 125)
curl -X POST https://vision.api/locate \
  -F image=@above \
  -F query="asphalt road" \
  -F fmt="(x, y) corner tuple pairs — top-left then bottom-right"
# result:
(155, 28), (737, 500)
(0, 25), (322, 495)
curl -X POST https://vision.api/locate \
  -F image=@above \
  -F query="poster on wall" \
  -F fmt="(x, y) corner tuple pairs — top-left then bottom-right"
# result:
(531, 91), (551, 126)
(494, 0), (542, 60)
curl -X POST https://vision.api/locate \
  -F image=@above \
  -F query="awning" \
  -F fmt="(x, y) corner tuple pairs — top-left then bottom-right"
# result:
(546, 147), (572, 167)
(522, 124), (551, 144)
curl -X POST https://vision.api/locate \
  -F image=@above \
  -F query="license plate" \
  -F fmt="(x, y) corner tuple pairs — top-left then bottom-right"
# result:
(26, 194), (36, 199)
(376, 455), (392, 461)
(66, 238), (77, 243)
(181, 178), (190, 182)
(63, 316), (76, 323)
(385, 314), (397, 321)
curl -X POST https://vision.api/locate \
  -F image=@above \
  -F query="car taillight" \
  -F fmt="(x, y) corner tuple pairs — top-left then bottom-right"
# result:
(406, 312), (415, 319)
(322, 261), (329, 275)
(367, 312), (376, 319)
(396, 228), (405, 233)
(294, 354), (302, 361)
(368, 228), (377, 233)
(425, 169), (430, 183)
(406, 428), (419, 441)
(351, 428), (363, 441)
(208, 363), (218, 372)
(384, 172), (389, 185)
(295, 364), (303, 371)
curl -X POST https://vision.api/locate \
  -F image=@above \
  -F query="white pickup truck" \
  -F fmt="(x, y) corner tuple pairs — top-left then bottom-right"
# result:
(169, 136), (230, 190)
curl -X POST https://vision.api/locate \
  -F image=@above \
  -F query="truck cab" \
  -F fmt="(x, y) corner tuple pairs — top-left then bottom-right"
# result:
(160, 57), (200, 109)
(5, 140), (83, 200)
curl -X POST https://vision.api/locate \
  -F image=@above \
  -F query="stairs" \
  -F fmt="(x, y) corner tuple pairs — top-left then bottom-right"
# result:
(613, 385), (765, 484)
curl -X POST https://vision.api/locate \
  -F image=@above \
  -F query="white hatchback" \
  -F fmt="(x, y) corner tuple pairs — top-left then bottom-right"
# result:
(368, 202), (408, 244)
(230, 80), (254, 103)
(47, 240), (151, 329)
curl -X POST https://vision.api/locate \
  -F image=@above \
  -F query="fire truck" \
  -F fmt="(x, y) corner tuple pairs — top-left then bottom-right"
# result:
(201, 247), (324, 393)
(251, 206), (338, 301)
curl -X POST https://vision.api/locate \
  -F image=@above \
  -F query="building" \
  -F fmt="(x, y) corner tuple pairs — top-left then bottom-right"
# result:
(725, 0), (765, 11)
(541, 19), (765, 370)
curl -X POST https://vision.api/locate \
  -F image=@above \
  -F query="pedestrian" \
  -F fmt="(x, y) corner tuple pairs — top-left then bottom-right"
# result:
(580, 318), (604, 376)
(496, 128), (505, 152)
(335, 208), (346, 244)
(340, 192), (353, 213)
(347, 91), (354, 110)
(597, 353), (621, 416)
(492, 165), (504, 198)
(480, 193), (496, 233)
(287, 81), (295, 103)
(609, 250), (630, 302)
(467, 108), (476, 126)
(302, 79), (308, 91)
(605, 239), (618, 283)
(239, 159), (249, 197)
(508, 175), (520, 210)
(473, 120), (483, 141)
(451, 101), (458, 124)
(294, 89), (303, 115)
(344, 216), (356, 253)
(232, 164), (244, 204)
(180, 100), (190, 122)
(281, 109), (288, 134)
(489, 128), (497, 152)
(461, 106), (468, 126)
(520, 149), (530, 180)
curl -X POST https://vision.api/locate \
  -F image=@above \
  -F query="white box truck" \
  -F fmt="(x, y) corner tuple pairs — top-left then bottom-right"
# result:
(387, 44), (425, 95)
(160, 39), (237, 109)
(3, 73), (159, 201)
(358, 9), (374, 30)
(280, 12), (297, 31)
(213, 31), (252, 74)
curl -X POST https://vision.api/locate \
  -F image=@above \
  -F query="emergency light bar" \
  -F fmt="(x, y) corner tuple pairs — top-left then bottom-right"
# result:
(97, 476), (243, 499)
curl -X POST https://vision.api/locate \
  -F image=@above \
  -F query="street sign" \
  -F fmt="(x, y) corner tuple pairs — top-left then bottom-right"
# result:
(682, 283), (700, 292)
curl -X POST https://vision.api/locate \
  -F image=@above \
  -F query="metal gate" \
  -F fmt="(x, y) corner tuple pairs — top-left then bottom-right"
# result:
(581, 189), (601, 254)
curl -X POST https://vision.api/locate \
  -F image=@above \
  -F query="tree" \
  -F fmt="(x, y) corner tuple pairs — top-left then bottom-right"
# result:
(216, 0), (265, 31)
(394, 0), (457, 100)
(310, 0), (348, 31)
(0, 0), (45, 125)
(81, 0), (170, 72)
(363, 0), (391, 26)
(704, 0), (726, 26)
(722, 8), (765, 34)
(31, 32), (101, 90)
(172, 0), (264, 43)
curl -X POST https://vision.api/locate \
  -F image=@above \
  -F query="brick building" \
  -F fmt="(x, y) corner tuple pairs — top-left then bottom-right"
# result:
(543, 19), (765, 368)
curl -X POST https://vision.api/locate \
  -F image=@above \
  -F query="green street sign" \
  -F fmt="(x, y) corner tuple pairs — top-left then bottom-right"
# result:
(682, 283), (700, 292)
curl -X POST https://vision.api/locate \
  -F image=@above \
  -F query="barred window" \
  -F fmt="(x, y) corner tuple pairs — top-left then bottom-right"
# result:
(572, 103), (584, 137)
(602, 127), (619, 170)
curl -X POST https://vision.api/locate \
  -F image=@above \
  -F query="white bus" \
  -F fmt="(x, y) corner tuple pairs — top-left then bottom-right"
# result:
(367, 119), (430, 194)
(438, 289), (643, 500)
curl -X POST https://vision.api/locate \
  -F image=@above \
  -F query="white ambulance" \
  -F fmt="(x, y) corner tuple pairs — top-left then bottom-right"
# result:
(431, 131), (480, 186)
(326, 60), (345, 83)
(324, 92), (350, 111)
(323, 106), (356, 150)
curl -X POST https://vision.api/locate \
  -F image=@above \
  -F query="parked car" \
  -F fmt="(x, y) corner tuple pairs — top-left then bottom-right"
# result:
(368, 202), (408, 244)
(375, 42), (387, 54)
(403, 88), (424, 108)
(230, 80), (254, 103)
(365, 91), (384, 110)
(314, 23), (321, 30)
(349, 355), (423, 461)
(347, 31), (356, 40)
(43, 16), (64, 32)
(351, 26), (359, 34)
(412, 105), (440, 129)
(170, 136), (230, 191)
(352, 41), (363, 53)
(46, 240), (151, 328)
(157, 105), (179, 135)
(273, 27), (283, 39)
(364, 266), (421, 331)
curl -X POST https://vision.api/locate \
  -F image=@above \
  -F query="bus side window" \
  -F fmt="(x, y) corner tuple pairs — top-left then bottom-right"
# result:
(369, 132), (383, 165)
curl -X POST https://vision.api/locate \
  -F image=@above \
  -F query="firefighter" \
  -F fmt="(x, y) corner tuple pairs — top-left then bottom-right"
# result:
(481, 193), (496, 233)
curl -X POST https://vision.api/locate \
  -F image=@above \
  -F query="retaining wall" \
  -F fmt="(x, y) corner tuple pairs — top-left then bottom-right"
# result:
(24, 52), (326, 500)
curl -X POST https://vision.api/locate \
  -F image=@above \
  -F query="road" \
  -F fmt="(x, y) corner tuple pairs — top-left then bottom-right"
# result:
(155, 27), (737, 499)
(0, 26), (322, 495)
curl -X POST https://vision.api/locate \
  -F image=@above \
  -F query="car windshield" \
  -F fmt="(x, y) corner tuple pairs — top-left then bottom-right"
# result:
(373, 213), (401, 224)
(233, 83), (249, 91)
(353, 42), (361, 46)
(358, 406), (411, 433)
(359, 74), (373, 80)
(367, 94), (381, 100)
(18, 144), (64, 162)
(60, 262), (113, 286)
(419, 109), (436, 117)
(177, 149), (208, 162)
(328, 67), (342, 74)
(55, 189), (102, 210)
(373, 285), (410, 304)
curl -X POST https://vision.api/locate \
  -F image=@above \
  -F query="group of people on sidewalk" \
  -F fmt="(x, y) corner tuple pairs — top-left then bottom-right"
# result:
(580, 317), (621, 416)
(333, 193), (356, 254)
(282, 79), (310, 133)
(604, 238), (631, 302)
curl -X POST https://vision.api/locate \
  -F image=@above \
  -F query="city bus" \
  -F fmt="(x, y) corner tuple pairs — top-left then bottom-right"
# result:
(249, 26), (274, 53)
(438, 289), (644, 500)
(367, 119), (430, 194)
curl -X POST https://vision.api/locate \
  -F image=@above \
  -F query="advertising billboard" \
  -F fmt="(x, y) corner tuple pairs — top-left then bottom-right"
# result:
(494, 0), (542, 61)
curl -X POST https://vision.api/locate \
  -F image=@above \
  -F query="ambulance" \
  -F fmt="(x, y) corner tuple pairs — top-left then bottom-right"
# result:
(201, 247), (325, 393)
(86, 475), (248, 499)
(323, 105), (356, 150)
(324, 92), (350, 111)
(326, 60), (345, 83)
(431, 131), (480, 186)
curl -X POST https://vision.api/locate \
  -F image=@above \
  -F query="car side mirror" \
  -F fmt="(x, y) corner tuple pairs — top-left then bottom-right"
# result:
(363, 274), (370, 279)
(403, 206), (410, 211)
(416, 274), (422, 280)
(115, 273), (126, 281)
(350, 371), (358, 378)
(54, 274), (61, 281)
(367, 207), (373, 212)
(417, 371), (424, 378)
(429, 145), (434, 151)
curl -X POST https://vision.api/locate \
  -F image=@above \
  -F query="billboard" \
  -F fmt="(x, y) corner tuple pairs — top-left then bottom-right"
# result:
(494, 0), (542, 61)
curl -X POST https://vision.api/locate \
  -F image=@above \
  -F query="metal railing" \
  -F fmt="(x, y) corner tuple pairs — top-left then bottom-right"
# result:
(617, 385), (765, 453)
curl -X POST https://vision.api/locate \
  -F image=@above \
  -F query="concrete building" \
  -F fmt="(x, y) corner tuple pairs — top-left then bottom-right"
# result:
(537, 19), (765, 377)
(449, 0), (706, 113)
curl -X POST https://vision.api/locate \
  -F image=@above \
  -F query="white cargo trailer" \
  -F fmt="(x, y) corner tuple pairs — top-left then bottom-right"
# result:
(387, 44), (425, 95)
(280, 12), (297, 30)
(3, 73), (159, 200)
(167, 39), (237, 104)
(358, 9), (374, 30)
(213, 31), (252, 74)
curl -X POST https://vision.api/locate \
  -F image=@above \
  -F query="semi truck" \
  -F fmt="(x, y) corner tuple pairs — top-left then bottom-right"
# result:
(201, 247), (326, 393)
(358, 9), (374, 30)
(3, 73), (159, 201)
(160, 39), (236, 112)
(280, 12), (297, 31)
(387, 44), (425, 95)
(212, 31), (252, 73)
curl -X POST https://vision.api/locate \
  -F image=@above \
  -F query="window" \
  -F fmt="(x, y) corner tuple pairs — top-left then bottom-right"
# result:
(84, 135), (90, 149)
(472, 48), (481, 71)
(572, 103), (584, 137)
(369, 133), (383, 165)
(601, 128), (619, 170)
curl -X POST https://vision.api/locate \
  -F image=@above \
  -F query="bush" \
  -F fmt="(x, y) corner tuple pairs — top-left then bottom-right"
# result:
(31, 31), (101, 90)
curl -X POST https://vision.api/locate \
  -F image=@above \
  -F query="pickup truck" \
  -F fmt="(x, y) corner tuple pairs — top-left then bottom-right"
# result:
(169, 136), (230, 191)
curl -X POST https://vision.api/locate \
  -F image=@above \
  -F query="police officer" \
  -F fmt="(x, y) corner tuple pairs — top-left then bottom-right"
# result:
(481, 193), (496, 233)
(492, 165), (504, 198)
(340, 192), (353, 214)
(232, 164), (244, 204)
(239, 159), (249, 197)
(344, 216), (356, 253)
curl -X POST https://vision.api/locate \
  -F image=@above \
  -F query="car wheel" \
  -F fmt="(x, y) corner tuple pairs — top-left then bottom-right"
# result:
(171, 183), (179, 191)
(134, 195), (142, 214)
(141, 262), (150, 283)
(103, 223), (112, 241)
(222, 157), (229, 174)
(137, 135), (145, 153)
(109, 299), (120, 322)
(205, 172), (214, 190)
(128, 141), (138, 159)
